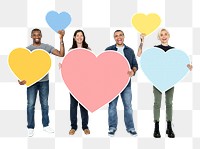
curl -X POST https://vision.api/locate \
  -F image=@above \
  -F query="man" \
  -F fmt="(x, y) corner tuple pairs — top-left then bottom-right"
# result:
(18, 28), (65, 137)
(105, 30), (138, 136)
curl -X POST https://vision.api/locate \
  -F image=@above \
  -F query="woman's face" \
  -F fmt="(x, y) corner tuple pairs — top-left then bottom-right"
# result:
(159, 30), (170, 44)
(74, 32), (84, 44)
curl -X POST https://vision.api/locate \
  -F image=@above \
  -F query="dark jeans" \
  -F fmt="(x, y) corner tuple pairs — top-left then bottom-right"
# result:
(27, 81), (49, 128)
(70, 94), (89, 130)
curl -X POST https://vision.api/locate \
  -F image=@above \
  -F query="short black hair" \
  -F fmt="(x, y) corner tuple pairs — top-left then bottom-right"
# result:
(31, 28), (42, 35)
(114, 30), (124, 36)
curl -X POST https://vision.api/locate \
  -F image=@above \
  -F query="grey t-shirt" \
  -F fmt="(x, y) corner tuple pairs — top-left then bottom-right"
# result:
(26, 43), (55, 82)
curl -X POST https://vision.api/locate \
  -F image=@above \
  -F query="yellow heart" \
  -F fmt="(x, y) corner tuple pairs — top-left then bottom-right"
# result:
(131, 13), (161, 35)
(8, 48), (51, 87)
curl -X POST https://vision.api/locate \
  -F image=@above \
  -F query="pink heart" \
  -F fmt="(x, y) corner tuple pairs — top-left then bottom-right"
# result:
(61, 48), (130, 112)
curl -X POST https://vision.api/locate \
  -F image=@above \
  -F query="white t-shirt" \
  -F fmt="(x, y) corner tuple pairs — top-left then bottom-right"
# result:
(116, 46), (125, 56)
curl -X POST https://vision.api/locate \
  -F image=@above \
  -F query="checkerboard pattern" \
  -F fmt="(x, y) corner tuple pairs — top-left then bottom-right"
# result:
(0, 0), (200, 149)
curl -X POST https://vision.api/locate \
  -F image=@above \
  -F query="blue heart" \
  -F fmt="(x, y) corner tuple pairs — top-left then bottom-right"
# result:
(140, 47), (190, 92)
(46, 11), (71, 33)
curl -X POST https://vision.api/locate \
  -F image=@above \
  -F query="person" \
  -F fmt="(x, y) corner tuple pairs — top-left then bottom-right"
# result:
(105, 30), (138, 136)
(68, 30), (90, 135)
(137, 28), (192, 138)
(18, 28), (65, 137)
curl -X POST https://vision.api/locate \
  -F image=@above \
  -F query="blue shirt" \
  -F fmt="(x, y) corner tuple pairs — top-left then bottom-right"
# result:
(105, 44), (138, 70)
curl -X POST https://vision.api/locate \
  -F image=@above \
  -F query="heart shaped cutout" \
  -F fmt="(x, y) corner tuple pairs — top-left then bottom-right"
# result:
(46, 11), (71, 32)
(131, 13), (161, 35)
(140, 47), (190, 91)
(8, 48), (51, 86)
(61, 49), (130, 112)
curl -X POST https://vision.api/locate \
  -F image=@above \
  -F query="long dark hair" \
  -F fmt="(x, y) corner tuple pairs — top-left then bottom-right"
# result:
(70, 30), (89, 49)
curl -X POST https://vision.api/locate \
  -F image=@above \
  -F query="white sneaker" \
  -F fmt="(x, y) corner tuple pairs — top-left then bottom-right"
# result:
(43, 126), (54, 133)
(28, 129), (34, 137)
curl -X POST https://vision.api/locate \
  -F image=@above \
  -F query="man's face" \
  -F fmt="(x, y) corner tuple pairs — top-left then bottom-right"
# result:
(114, 31), (124, 46)
(31, 31), (42, 44)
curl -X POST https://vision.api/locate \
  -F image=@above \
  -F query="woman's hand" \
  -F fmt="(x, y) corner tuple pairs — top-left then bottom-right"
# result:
(187, 64), (193, 71)
(59, 63), (62, 69)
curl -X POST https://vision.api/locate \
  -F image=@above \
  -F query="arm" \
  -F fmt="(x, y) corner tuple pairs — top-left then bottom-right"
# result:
(137, 33), (145, 57)
(128, 49), (138, 77)
(52, 30), (65, 57)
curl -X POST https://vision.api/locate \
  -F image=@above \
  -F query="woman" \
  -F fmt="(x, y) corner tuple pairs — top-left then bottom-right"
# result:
(68, 30), (90, 135)
(137, 28), (192, 138)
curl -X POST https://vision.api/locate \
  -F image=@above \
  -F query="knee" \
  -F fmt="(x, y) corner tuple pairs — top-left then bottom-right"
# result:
(124, 105), (132, 111)
(70, 101), (78, 108)
(154, 102), (161, 109)
(109, 103), (117, 111)
(41, 103), (49, 110)
(166, 102), (172, 108)
(27, 103), (35, 110)
(40, 99), (48, 107)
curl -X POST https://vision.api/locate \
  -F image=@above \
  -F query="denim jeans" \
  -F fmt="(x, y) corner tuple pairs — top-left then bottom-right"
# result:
(108, 84), (135, 132)
(70, 94), (89, 130)
(27, 81), (49, 128)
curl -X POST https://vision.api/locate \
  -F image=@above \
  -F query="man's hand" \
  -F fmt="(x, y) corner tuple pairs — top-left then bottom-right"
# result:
(58, 30), (65, 39)
(18, 80), (26, 85)
(127, 70), (135, 77)
(137, 33), (146, 57)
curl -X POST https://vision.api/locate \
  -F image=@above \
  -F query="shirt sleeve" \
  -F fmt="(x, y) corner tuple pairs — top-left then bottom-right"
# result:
(26, 45), (30, 49)
(105, 47), (110, 51)
(47, 44), (55, 54)
(131, 49), (138, 70)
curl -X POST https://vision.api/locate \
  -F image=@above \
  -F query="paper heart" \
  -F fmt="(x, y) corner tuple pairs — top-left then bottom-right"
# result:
(46, 11), (71, 32)
(8, 48), (51, 87)
(61, 48), (130, 112)
(140, 47), (190, 92)
(131, 13), (161, 35)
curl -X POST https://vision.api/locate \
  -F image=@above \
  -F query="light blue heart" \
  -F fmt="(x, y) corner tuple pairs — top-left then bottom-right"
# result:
(140, 47), (190, 92)
(46, 11), (71, 33)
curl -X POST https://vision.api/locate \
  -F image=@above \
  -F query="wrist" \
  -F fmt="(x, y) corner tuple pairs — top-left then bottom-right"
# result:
(132, 67), (137, 73)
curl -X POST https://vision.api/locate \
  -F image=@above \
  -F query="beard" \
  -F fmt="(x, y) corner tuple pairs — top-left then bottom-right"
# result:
(33, 39), (41, 44)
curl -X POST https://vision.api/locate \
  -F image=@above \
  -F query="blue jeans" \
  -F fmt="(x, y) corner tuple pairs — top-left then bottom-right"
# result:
(70, 94), (89, 130)
(108, 85), (135, 132)
(27, 81), (49, 128)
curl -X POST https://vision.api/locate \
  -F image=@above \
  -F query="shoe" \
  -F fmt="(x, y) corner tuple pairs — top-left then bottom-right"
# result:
(28, 129), (34, 137)
(69, 129), (76, 135)
(108, 129), (116, 137)
(83, 129), (90, 135)
(154, 121), (161, 138)
(166, 121), (175, 138)
(128, 130), (137, 137)
(43, 126), (54, 133)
